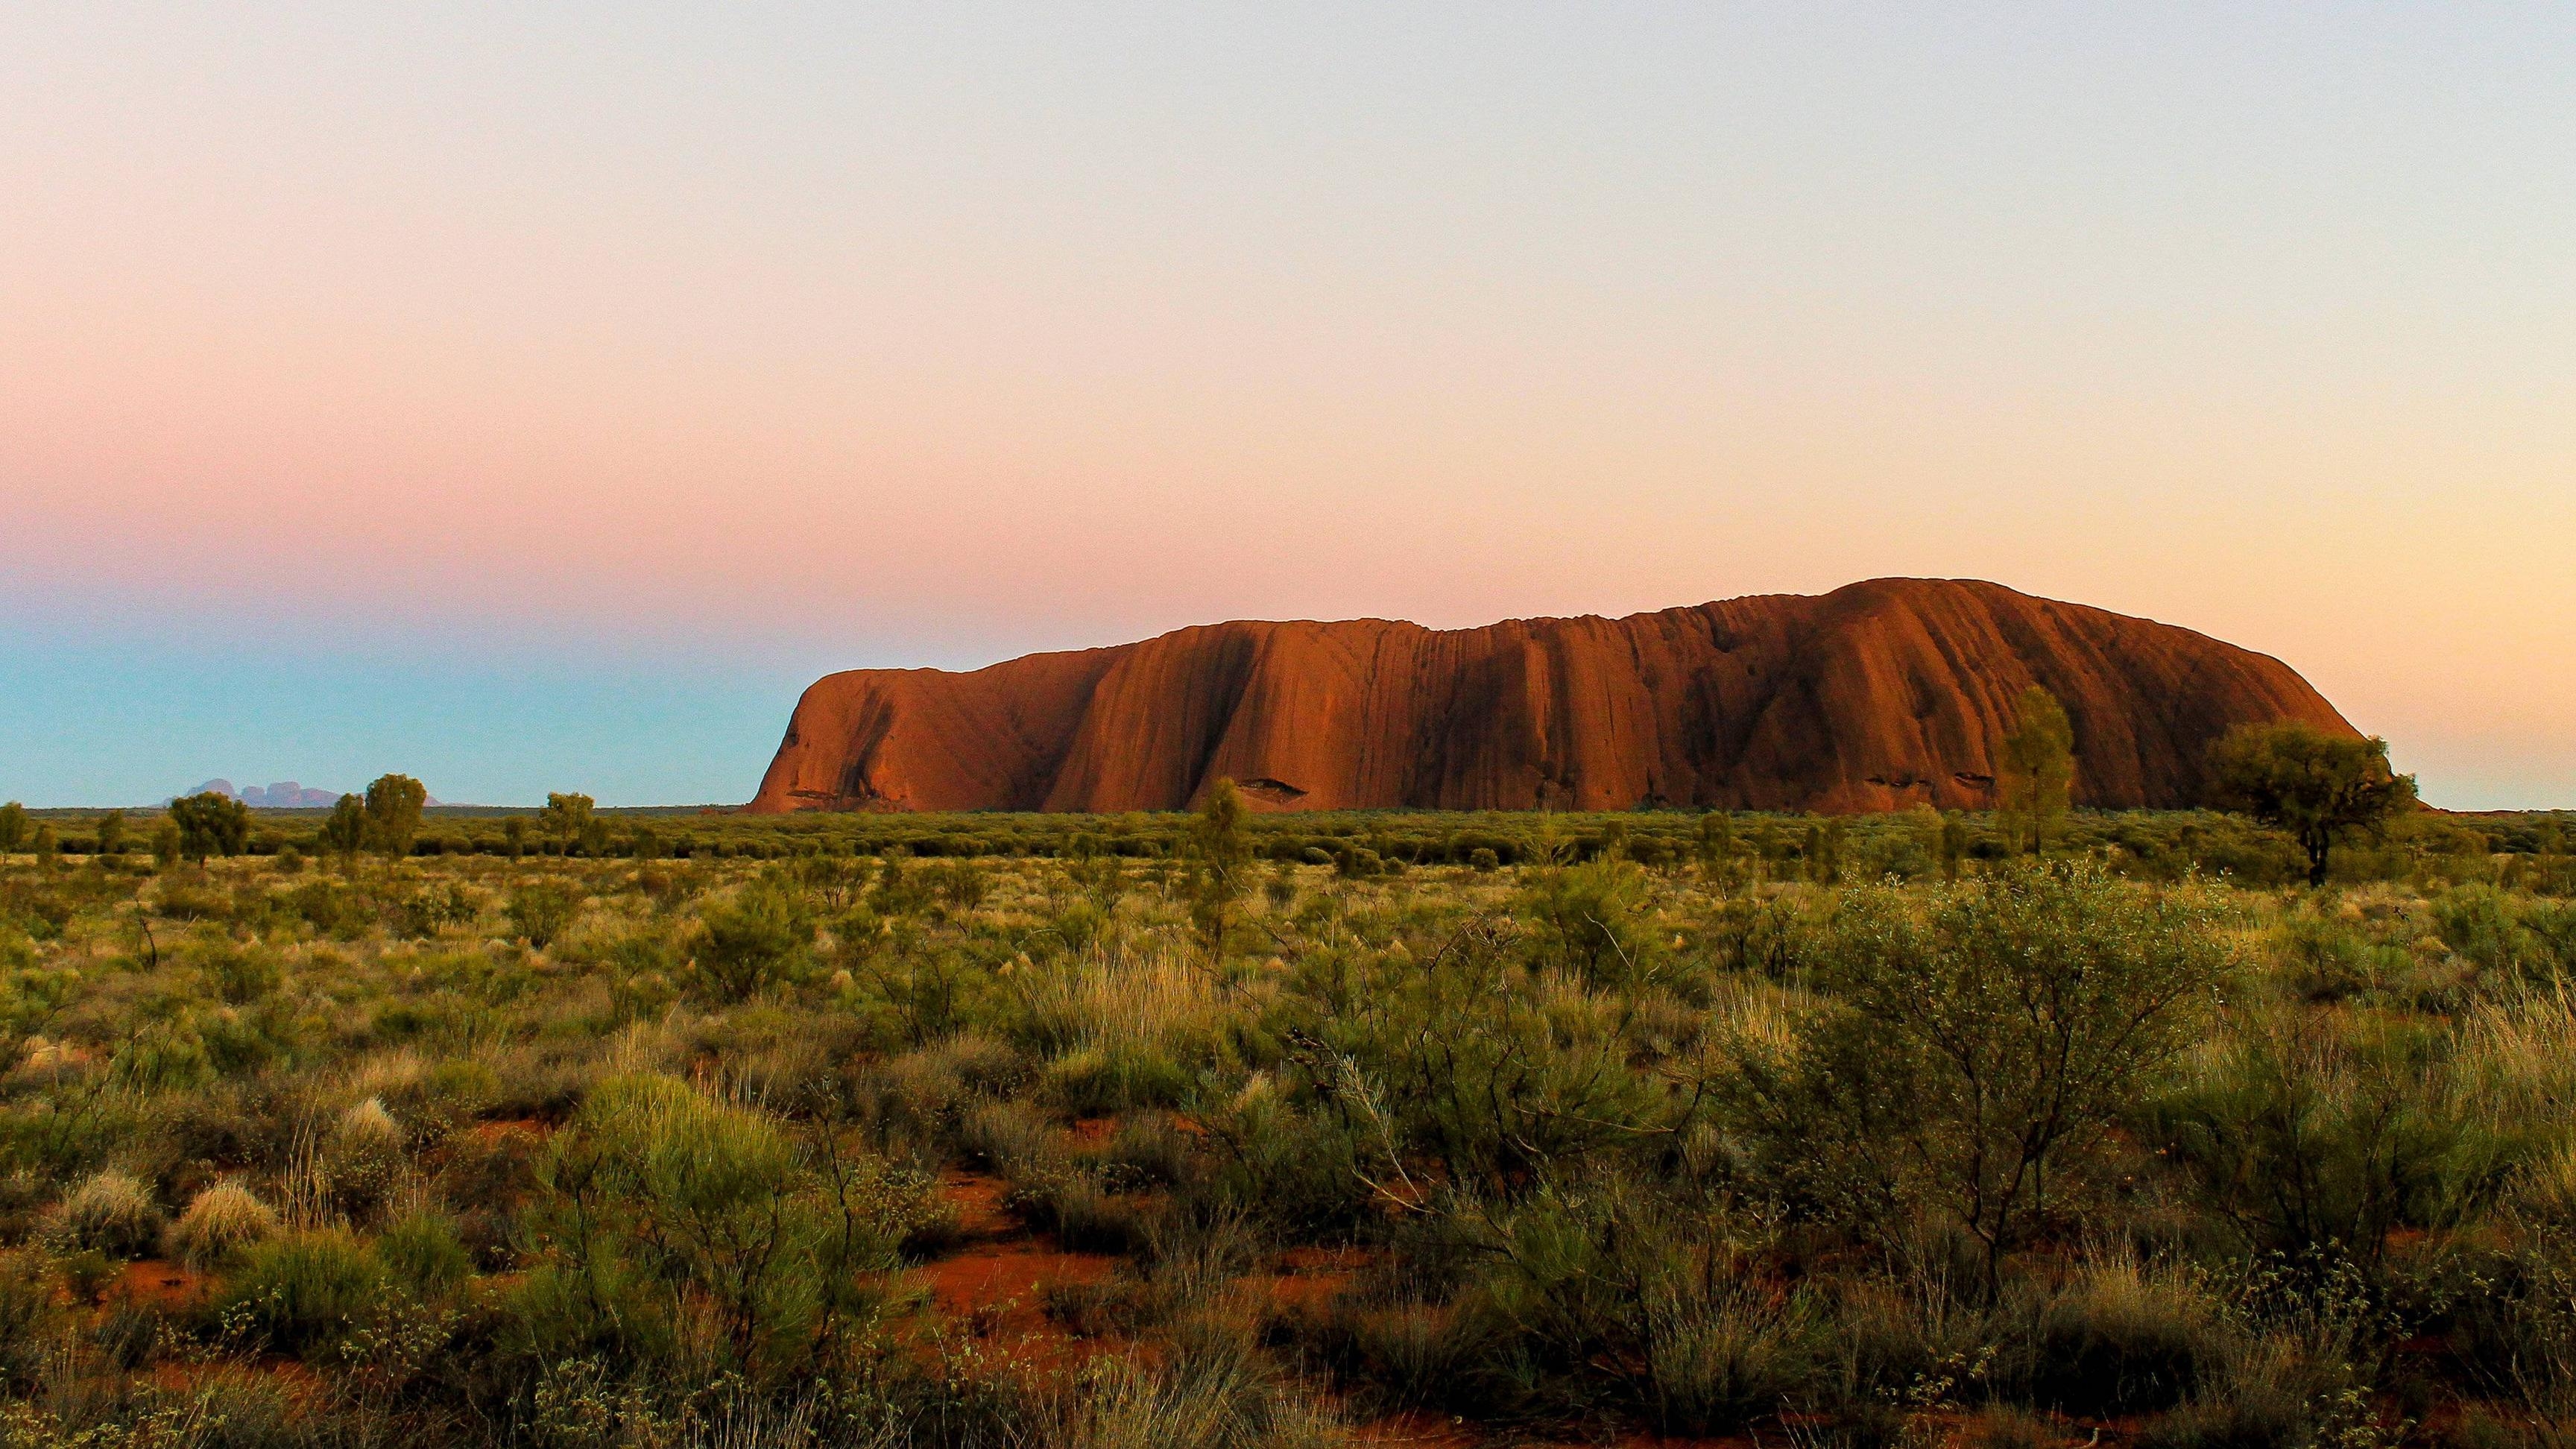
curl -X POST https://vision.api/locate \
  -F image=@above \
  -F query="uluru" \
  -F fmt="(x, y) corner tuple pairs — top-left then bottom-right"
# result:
(748, 578), (2358, 815)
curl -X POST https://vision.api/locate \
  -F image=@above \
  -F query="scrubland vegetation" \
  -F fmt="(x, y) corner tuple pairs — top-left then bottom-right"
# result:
(0, 786), (2572, 1448)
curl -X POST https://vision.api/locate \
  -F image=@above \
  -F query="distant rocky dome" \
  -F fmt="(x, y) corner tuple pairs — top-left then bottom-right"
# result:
(180, 780), (441, 808)
(748, 578), (2360, 815)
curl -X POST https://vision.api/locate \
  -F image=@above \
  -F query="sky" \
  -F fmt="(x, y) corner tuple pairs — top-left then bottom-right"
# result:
(3, 4), (2572, 809)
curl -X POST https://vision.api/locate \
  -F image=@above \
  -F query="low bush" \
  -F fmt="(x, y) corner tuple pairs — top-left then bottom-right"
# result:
(523, 1072), (933, 1380)
(222, 1228), (389, 1355)
(687, 884), (814, 1000)
(1430, 1178), (1819, 1433)
(508, 880), (580, 947)
(378, 1208), (473, 1295)
(195, 938), (284, 1003)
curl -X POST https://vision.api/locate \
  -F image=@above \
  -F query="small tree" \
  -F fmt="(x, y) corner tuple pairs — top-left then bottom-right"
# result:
(31, 824), (59, 872)
(2208, 722), (2416, 887)
(1995, 686), (2075, 853)
(540, 792), (596, 856)
(151, 821), (181, 869)
(319, 795), (366, 864)
(362, 775), (428, 859)
(168, 792), (251, 863)
(1187, 778), (1251, 955)
(95, 810), (126, 857)
(1938, 813), (1969, 882)
(1696, 812), (1738, 888)
(0, 803), (26, 854)
(1521, 856), (1660, 986)
(1802, 820), (1845, 885)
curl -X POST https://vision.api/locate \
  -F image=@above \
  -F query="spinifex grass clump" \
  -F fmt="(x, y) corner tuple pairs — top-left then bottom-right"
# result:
(51, 1170), (163, 1259)
(168, 1180), (280, 1269)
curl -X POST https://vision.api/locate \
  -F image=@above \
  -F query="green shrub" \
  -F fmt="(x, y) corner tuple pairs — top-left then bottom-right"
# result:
(508, 881), (580, 947)
(388, 881), (479, 938)
(198, 938), (284, 1003)
(10, 819), (2576, 1439)
(923, 859), (991, 912)
(1315, 1300), (1492, 1411)
(1055, 897), (1108, 953)
(526, 1073), (929, 1380)
(855, 1034), (1028, 1150)
(2270, 911), (2384, 1002)
(2436, 885), (2576, 985)
(2131, 1339), (2323, 1449)
(1518, 858), (1660, 985)
(378, 1208), (472, 1296)
(222, 1228), (388, 1354)
(1101, 1114), (1193, 1187)
(1006, 1165), (1150, 1254)
(957, 1099), (1059, 1173)
(57, 1248), (117, 1303)
(1041, 1041), (1193, 1114)
(152, 880), (232, 921)
(1740, 867), (2233, 1281)
(687, 884), (814, 1001)
(1320, 916), (1669, 1202)
(2151, 1011), (2485, 1259)
(1442, 1177), (1820, 1433)
(1963, 1406), (2063, 1449)
(288, 878), (372, 938)
(110, 1019), (216, 1092)
(1196, 1087), (1374, 1236)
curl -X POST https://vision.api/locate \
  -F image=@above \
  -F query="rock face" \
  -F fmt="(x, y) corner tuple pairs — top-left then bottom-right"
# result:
(748, 578), (2358, 815)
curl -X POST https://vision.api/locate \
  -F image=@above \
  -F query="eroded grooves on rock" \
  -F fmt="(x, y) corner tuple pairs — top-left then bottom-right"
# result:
(748, 578), (2357, 814)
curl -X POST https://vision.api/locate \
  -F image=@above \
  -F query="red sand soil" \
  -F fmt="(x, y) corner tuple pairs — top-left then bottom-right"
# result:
(146, 1355), (326, 1407)
(902, 1160), (1832, 1449)
(903, 1169), (1119, 1369)
(1243, 1244), (1370, 1314)
(112, 1258), (206, 1310)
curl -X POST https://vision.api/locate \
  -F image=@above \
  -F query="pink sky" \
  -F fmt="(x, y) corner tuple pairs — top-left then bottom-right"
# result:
(4, 6), (2571, 806)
